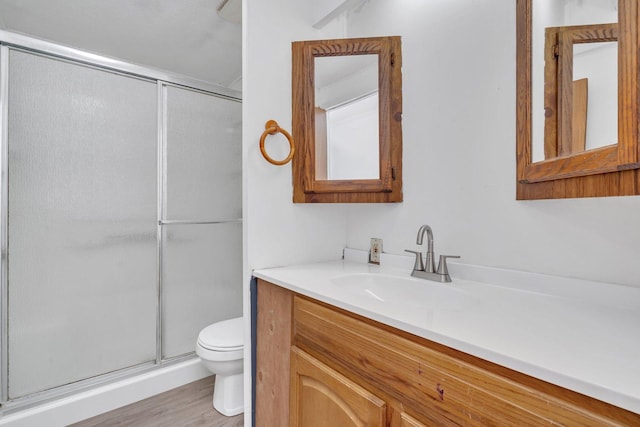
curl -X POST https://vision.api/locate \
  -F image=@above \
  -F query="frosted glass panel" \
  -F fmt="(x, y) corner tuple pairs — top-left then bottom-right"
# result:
(165, 86), (242, 220)
(162, 223), (242, 358)
(7, 51), (157, 398)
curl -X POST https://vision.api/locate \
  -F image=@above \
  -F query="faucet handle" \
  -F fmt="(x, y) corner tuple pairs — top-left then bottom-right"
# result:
(404, 249), (424, 271)
(437, 255), (460, 275)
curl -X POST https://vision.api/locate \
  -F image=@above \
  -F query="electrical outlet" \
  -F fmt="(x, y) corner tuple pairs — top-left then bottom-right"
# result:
(369, 238), (382, 264)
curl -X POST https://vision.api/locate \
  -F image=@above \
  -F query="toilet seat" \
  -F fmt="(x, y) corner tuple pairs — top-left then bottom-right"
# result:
(197, 316), (243, 352)
(196, 343), (243, 362)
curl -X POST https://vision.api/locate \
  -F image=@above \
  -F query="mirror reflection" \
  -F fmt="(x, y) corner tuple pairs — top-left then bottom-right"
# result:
(572, 41), (617, 151)
(531, 0), (618, 162)
(314, 54), (379, 180)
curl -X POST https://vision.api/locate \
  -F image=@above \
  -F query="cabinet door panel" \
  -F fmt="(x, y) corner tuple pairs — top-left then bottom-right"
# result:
(400, 412), (428, 427)
(290, 346), (385, 427)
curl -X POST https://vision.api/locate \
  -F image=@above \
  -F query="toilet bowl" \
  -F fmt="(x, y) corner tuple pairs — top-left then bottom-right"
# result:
(196, 316), (244, 416)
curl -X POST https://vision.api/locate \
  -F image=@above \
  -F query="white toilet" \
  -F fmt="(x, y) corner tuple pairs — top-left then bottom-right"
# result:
(196, 316), (244, 416)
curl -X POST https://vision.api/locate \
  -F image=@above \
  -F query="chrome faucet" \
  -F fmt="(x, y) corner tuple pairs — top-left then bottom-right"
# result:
(405, 224), (459, 283)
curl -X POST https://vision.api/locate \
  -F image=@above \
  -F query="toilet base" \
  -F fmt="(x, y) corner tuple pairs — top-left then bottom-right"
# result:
(213, 372), (244, 416)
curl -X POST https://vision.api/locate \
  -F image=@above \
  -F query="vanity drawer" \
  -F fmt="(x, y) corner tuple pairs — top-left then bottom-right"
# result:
(292, 295), (638, 426)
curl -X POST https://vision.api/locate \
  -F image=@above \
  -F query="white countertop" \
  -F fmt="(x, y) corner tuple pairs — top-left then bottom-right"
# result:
(253, 249), (640, 414)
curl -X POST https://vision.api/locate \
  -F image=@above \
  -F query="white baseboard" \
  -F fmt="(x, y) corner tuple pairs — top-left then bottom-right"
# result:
(0, 359), (211, 427)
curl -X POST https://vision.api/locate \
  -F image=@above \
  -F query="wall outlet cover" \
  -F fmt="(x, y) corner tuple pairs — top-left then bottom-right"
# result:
(369, 238), (382, 264)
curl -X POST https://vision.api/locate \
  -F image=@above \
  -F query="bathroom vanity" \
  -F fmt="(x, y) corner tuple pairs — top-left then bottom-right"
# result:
(253, 254), (640, 426)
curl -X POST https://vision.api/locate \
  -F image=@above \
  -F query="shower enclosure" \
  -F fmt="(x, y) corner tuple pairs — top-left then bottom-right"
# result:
(0, 33), (242, 410)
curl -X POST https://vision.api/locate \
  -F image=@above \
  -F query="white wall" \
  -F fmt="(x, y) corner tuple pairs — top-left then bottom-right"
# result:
(243, 1), (348, 274)
(342, 0), (640, 287)
(242, 0), (348, 421)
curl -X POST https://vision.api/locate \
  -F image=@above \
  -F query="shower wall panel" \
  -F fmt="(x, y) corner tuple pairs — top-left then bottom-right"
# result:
(7, 51), (158, 398)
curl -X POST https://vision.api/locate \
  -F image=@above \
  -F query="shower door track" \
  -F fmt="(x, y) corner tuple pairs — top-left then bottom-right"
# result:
(0, 30), (241, 100)
(0, 31), (242, 414)
(0, 354), (195, 415)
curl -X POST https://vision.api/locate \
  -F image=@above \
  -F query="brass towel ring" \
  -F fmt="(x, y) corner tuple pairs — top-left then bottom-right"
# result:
(259, 120), (295, 166)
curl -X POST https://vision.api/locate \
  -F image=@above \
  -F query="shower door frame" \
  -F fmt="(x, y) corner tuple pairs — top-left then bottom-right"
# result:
(0, 30), (241, 413)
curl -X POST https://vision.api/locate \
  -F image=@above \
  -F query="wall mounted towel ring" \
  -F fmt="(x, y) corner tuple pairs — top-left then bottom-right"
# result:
(259, 120), (295, 166)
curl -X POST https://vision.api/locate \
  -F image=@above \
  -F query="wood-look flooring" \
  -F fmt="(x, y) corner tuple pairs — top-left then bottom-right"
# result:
(70, 376), (244, 427)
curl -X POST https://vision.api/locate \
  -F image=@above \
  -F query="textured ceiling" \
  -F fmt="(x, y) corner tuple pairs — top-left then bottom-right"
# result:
(0, 0), (242, 89)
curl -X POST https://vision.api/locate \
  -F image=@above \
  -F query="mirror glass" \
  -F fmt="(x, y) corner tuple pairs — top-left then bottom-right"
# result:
(531, 0), (618, 162)
(573, 41), (617, 151)
(314, 55), (379, 180)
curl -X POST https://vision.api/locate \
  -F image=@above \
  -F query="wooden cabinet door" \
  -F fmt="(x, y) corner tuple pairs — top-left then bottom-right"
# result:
(399, 412), (428, 427)
(290, 346), (386, 427)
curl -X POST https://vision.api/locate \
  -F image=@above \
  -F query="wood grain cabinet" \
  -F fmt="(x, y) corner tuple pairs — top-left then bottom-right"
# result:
(255, 279), (640, 426)
(400, 412), (428, 427)
(291, 36), (403, 203)
(290, 346), (386, 427)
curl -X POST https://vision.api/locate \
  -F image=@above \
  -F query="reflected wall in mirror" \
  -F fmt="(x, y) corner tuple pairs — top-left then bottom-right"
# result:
(516, 0), (640, 199)
(292, 36), (402, 203)
(315, 55), (379, 181)
(532, 0), (619, 162)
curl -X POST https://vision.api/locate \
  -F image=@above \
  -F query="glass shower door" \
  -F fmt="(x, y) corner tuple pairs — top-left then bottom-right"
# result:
(6, 50), (158, 398)
(161, 85), (242, 359)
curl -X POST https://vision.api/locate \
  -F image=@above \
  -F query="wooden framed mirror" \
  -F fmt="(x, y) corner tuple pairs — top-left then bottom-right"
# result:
(516, 0), (640, 199)
(292, 36), (402, 203)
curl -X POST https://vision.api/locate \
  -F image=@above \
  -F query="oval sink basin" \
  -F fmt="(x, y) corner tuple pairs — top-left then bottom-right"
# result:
(331, 273), (477, 311)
